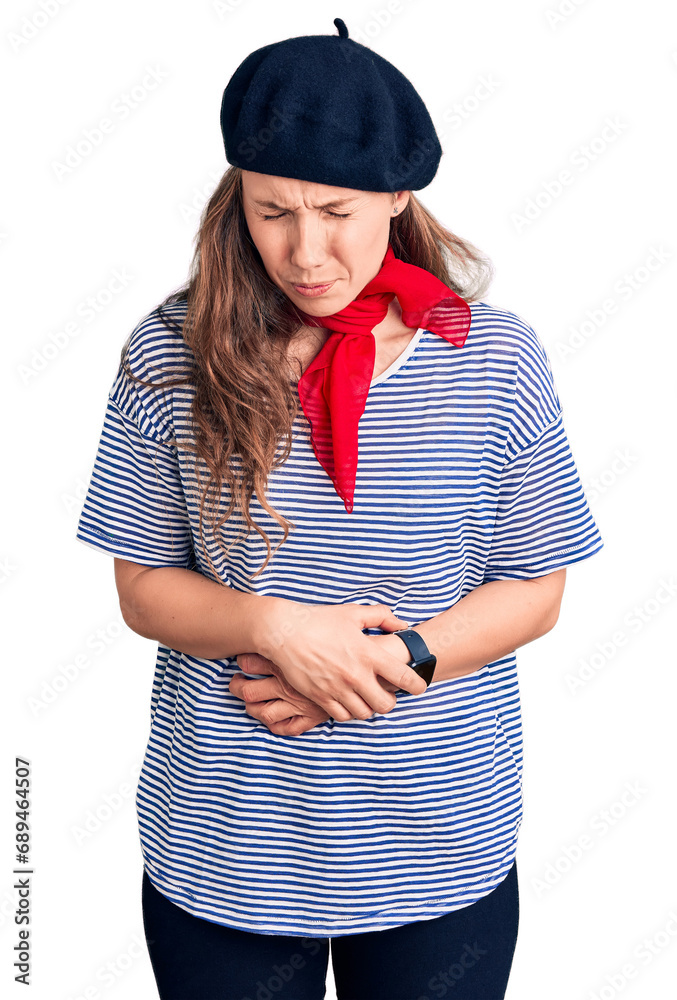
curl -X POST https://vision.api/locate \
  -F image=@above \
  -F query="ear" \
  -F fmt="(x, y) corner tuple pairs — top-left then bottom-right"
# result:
(392, 190), (411, 213)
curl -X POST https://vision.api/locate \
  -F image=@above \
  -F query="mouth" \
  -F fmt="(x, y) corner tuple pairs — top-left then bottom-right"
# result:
(290, 280), (336, 296)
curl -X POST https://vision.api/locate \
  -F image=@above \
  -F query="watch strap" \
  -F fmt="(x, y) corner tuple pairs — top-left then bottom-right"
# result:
(392, 628), (429, 663)
(392, 628), (437, 687)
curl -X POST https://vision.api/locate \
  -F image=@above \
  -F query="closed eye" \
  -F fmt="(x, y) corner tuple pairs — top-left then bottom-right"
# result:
(262, 211), (351, 221)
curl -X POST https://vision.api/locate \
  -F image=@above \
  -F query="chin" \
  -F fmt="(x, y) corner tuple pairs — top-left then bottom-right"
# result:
(291, 292), (348, 313)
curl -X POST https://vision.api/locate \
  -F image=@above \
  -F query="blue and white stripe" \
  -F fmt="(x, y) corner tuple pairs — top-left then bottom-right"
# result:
(76, 298), (603, 936)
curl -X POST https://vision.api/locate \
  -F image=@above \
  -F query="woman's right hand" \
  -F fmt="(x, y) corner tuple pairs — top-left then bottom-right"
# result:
(252, 599), (428, 722)
(231, 649), (403, 736)
(230, 655), (333, 735)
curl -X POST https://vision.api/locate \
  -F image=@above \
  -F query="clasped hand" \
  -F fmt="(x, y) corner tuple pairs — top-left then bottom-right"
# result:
(228, 601), (427, 736)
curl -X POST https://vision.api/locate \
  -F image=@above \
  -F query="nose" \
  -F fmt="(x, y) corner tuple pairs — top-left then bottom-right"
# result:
(288, 215), (328, 273)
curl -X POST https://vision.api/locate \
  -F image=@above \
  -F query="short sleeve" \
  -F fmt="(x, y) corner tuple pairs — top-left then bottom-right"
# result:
(76, 338), (194, 568)
(483, 316), (603, 581)
(484, 412), (603, 580)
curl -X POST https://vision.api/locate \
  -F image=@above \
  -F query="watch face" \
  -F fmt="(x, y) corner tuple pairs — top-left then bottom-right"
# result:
(413, 656), (436, 685)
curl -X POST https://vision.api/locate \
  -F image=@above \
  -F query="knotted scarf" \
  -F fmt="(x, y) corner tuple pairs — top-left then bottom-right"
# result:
(295, 244), (472, 512)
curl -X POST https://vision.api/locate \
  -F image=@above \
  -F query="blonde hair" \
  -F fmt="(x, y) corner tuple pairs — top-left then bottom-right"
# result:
(123, 166), (494, 579)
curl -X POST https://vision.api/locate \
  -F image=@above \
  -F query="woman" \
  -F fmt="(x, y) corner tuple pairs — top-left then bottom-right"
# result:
(76, 18), (603, 1000)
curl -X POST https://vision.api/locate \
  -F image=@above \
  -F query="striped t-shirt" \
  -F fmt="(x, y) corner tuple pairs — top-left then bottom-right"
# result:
(76, 298), (603, 937)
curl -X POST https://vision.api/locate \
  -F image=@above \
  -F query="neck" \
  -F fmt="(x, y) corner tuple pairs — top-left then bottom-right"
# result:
(297, 296), (414, 345)
(371, 297), (412, 340)
(287, 297), (419, 384)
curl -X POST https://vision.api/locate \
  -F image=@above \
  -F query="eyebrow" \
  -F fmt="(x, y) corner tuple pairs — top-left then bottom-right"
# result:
(252, 197), (356, 211)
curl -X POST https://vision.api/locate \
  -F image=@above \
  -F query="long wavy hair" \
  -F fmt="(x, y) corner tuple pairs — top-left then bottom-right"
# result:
(121, 165), (494, 580)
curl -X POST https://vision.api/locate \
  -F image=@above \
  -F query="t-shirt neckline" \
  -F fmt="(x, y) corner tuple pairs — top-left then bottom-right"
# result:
(370, 327), (425, 386)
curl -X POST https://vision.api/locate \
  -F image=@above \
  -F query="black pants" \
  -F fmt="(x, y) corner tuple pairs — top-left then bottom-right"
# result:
(141, 861), (519, 1000)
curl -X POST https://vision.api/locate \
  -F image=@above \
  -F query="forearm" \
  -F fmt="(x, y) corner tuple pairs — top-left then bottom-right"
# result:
(121, 566), (284, 659)
(410, 573), (565, 683)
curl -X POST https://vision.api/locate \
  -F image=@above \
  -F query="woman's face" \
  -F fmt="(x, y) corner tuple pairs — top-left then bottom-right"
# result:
(241, 170), (410, 316)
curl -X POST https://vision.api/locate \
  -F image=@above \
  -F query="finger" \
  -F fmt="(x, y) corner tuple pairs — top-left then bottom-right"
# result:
(381, 617), (412, 632)
(250, 698), (306, 727)
(339, 668), (399, 717)
(377, 677), (400, 694)
(269, 716), (318, 737)
(389, 664), (428, 696)
(237, 652), (277, 675)
(356, 603), (410, 632)
(321, 693), (378, 723)
(306, 668), (394, 719)
(368, 646), (428, 698)
(363, 655), (399, 693)
(243, 661), (316, 704)
(270, 705), (331, 735)
(237, 656), (303, 702)
(239, 676), (289, 703)
(231, 668), (295, 706)
(229, 673), (246, 700)
(349, 684), (397, 717)
(230, 672), (277, 701)
(344, 691), (383, 721)
(267, 719), (301, 736)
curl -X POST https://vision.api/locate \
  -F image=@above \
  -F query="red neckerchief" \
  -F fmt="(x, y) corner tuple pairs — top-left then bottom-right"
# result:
(296, 244), (471, 512)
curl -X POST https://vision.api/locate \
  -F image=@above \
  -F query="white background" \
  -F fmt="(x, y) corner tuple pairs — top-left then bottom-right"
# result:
(2, 0), (676, 998)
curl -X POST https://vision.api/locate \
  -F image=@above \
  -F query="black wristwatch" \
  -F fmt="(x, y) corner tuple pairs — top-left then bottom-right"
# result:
(391, 629), (437, 691)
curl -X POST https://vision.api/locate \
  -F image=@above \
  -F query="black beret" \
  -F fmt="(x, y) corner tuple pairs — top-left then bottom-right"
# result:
(220, 17), (442, 192)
